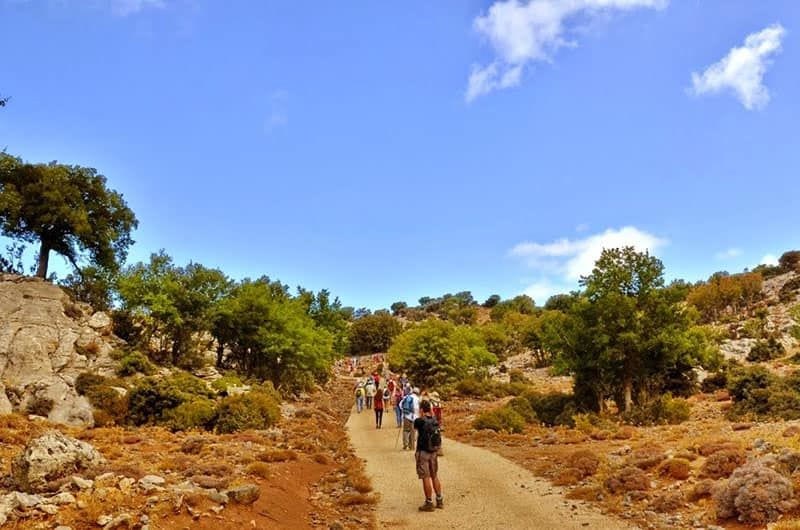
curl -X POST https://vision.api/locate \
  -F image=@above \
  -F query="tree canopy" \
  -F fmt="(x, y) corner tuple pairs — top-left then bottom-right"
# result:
(0, 155), (138, 278)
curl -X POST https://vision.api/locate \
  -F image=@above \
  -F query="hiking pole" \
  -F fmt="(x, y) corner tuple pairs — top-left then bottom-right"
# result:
(394, 423), (402, 450)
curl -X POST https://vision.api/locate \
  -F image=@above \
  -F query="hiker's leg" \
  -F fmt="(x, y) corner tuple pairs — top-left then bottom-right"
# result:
(422, 477), (433, 499)
(409, 425), (416, 450)
(432, 476), (442, 496)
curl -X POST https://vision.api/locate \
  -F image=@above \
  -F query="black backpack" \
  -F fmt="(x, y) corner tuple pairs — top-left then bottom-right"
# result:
(420, 416), (442, 451)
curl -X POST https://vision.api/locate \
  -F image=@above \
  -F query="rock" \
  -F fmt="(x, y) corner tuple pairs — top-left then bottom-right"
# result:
(138, 475), (166, 492)
(731, 422), (752, 431)
(0, 383), (12, 415)
(55, 526), (73, 530)
(96, 515), (113, 526)
(11, 431), (105, 493)
(87, 311), (112, 331)
(49, 492), (76, 505)
(118, 477), (135, 494)
(7, 491), (45, 508)
(207, 490), (229, 504)
(783, 425), (800, 437)
(71, 476), (94, 490)
(103, 513), (132, 529)
(226, 484), (260, 505)
(38, 503), (59, 515)
(0, 275), (119, 427)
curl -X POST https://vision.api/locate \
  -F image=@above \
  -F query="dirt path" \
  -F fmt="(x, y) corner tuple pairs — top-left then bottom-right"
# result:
(346, 408), (634, 530)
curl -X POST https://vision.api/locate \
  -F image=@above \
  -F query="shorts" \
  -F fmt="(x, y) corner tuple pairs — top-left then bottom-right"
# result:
(415, 450), (439, 479)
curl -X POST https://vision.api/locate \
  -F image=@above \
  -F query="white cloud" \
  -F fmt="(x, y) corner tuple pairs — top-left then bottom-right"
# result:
(510, 226), (667, 281)
(522, 278), (572, 304)
(111, 0), (165, 16)
(690, 24), (786, 110)
(715, 248), (743, 260)
(466, 0), (668, 101)
(760, 254), (779, 266)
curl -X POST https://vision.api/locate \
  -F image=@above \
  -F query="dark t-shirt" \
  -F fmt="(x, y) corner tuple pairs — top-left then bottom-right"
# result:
(414, 415), (438, 453)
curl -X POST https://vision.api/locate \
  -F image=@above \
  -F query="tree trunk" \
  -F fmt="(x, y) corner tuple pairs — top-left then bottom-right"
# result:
(216, 342), (225, 368)
(623, 378), (633, 413)
(36, 241), (50, 278)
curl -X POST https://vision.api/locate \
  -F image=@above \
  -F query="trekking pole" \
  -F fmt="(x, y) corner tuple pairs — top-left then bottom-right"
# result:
(394, 422), (402, 449)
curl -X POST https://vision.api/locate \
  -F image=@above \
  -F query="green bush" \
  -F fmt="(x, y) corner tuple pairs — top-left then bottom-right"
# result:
(701, 372), (728, 393)
(779, 277), (800, 303)
(167, 372), (215, 399)
(214, 390), (281, 434)
(524, 391), (576, 427)
(473, 407), (526, 433)
(746, 338), (786, 362)
(127, 378), (185, 425)
(116, 351), (156, 376)
(622, 395), (690, 426)
(508, 369), (527, 384)
(166, 399), (217, 431)
(25, 396), (54, 417)
(454, 376), (489, 398)
(85, 385), (128, 425)
(507, 397), (537, 423)
(728, 366), (776, 401)
(211, 373), (244, 393)
(75, 373), (111, 396)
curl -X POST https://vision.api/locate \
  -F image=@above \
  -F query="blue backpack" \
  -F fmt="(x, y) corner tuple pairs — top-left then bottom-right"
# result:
(401, 395), (415, 415)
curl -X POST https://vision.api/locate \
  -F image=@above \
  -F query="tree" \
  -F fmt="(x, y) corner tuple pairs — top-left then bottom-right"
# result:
(542, 247), (716, 413)
(0, 95), (8, 107)
(59, 265), (115, 311)
(490, 294), (536, 321)
(348, 312), (402, 356)
(298, 288), (350, 355)
(387, 320), (495, 387)
(482, 294), (501, 308)
(211, 278), (335, 391)
(0, 155), (138, 278)
(117, 252), (231, 367)
(390, 301), (408, 315)
(779, 251), (800, 272)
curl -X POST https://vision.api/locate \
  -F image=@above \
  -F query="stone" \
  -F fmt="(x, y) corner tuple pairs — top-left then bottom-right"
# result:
(103, 513), (132, 529)
(50, 492), (76, 505)
(139, 475), (166, 492)
(7, 491), (44, 508)
(55, 526), (73, 530)
(38, 503), (59, 515)
(0, 383), (12, 415)
(87, 312), (112, 331)
(118, 477), (135, 494)
(226, 484), (260, 505)
(70, 476), (93, 490)
(207, 490), (229, 504)
(96, 515), (113, 526)
(11, 431), (105, 493)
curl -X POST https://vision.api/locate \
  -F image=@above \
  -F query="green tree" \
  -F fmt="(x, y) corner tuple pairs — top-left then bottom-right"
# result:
(0, 155), (138, 278)
(483, 294), (501, 308)
(390, 301), (408, 315)
(59, 265), (115, 311)
(348, 312), (402, 355)
(490, 294), (536, 321)
(212, 278), (335, 392)
(388, 319), (496, 387)
(298, 288), (350, 355)
(117, 252), (232, 367)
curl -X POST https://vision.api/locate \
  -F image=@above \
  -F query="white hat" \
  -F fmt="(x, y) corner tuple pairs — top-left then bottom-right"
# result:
(413, 387), (420, 394)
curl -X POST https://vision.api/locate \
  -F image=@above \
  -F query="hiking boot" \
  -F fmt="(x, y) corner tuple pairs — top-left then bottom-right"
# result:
(418, 501), (435, 512)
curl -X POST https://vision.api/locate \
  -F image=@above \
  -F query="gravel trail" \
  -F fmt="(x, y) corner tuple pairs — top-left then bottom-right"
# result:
(346, 406), (632, 529)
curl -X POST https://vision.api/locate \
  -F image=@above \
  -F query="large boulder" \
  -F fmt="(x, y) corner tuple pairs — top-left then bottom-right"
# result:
(0, 274), (119, 426)
(12, 431), (105, 493)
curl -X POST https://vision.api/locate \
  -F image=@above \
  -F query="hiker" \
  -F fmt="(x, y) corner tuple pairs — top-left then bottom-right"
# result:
(365, 378), (376, 409)
(373, 371), (381, 388)
(399, 373), (408, 390)
(355, 383), (365, 413)
(374, 388), (384, 428)
(401, 387), (421, 450)
(430, 391), (443, 430)
(387, 377), (396, 394)
(393, 386), (404, 427)
(414, 399), (444, 511)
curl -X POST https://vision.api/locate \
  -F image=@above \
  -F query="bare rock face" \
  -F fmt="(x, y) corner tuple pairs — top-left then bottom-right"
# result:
(12, 431), (105, 493)
(0, 274), (119, 426)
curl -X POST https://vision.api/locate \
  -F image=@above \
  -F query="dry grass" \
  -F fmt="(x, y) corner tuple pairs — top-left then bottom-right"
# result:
(258, 449), (298, 463)
(313, 452), (332, 465)
(246, 462), (270, 478)
(339, 493), (379, 506)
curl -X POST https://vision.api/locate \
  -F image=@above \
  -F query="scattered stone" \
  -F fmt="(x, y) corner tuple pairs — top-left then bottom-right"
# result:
(38, 503), (59, 515)
(50, 492), (76, 505)
(138, 475), (166, 492)
(207, 490), (229, 504)
(11, 431), (105, 493)
(102, 513), (132, 530)
(71, 476), (94, 490)
(96, 515), (113, 526)
(226, 484), (260, 505)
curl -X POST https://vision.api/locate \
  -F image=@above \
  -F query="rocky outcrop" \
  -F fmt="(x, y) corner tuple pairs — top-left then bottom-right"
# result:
(0, 274), (120, 426)
(11, 431), (105, 493)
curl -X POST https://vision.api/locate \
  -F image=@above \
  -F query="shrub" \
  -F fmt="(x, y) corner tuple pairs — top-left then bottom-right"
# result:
(168, 372), (215, 399)
(258, 450), (298, 463)
(246, 462), (270, 479)
(524, 391), (576, 427)
(473, 407), (525, 434)
(659, 458), (691, 480)
(714, 460), (795, 524)
(651, 491), (685, 513)
(506, 397), (537, 423)
(569, 450), (600, 478)
(25, 396), (54, 417)
(701, 372), (728, 393)
(454, 376), (486, 398)
(727, 366), (775, 402)
(628, 445), (666, 470)
(747, 338), (785, 362)
(166, 399), (216, 431)
(214, 390), (280, 434)
(75, 373), (111, 396)
(604, 466), (649, 493)
(508, 369), (527, 384)
(623, 395), (690, 426)
(85, 385), (128, 424)
(116, 351), (156, 376)
(127, 378), (184, 425)
(702, 449), (747, 479)
(211, 374), (244, 393)
(779, 277), (800, 303)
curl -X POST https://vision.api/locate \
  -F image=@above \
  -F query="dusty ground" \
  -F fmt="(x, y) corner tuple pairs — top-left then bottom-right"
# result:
(346, 398), (631, 529)
(0, 378), (376, 529)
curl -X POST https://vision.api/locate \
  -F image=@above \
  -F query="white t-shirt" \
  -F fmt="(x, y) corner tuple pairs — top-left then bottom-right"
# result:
(403, 394), (420, 422)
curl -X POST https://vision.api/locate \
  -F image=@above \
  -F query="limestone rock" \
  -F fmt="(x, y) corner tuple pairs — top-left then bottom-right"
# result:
(0, 274), (120, 426)
(12, 431), (105, 493)
(226, 484), (260, 504)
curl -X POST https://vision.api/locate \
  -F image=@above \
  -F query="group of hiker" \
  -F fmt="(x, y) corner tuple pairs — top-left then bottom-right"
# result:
(353, 368), (445, 512)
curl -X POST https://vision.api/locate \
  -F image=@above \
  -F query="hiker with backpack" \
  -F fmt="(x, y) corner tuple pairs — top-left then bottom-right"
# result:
(414, 399), (444, 512)
(401, 387), (421, 450)
(393, 386), (404, 427)
(355, 383), (365, 413)
(374, 387), (385, 428)
(430, 391), (443, 430)
(365, 378), (376, 409)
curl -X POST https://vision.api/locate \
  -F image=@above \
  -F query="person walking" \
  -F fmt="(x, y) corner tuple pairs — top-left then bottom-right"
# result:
(374, 388), (384, 429)
(355, 383), (365, 413)
(414, 399), (444, 511)
(393, 386), (404, 427)
(365, 378), (376, 409)
(430, 391), (443, 430)
(401, 387), (421, 450)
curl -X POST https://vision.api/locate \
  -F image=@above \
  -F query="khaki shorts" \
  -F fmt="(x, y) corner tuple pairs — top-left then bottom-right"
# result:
(415, 450), (439, 479)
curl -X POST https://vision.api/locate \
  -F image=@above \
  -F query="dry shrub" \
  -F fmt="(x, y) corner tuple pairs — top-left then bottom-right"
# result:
(122, 435), (141, 444)
(294, 408), (313, 419)
(339, 493), (378, 506)
(628, 445), (666, 470)
(191, 462), (233, 477)
(651, 491), (684, 512)
(604, 466), (650, 493)
(553, 468), (583, 486)
(313, 453), (331, 465)
(565, 485), (603, 502)
(258, 449), (298, 463)
(180, 436), (208, 455)
(92, 410), (114, 428)
(190, 475), (230, 490)
(784, 426), (800, 438)
(714, 460), (796, 524)
(772, 520), (800, 530)
(674, 450), (698, 462)
(569, 450), (600, 478)
(184, 492), (207, 508)
(108, 462), (145, 480)
(246, 462), (270, 479)
(613, 426), (635, 440)
(701, 449), (747, 479)
(698, 440), (740, 457)
(688, 479), (716, 502)
(658, 458), (691, 480)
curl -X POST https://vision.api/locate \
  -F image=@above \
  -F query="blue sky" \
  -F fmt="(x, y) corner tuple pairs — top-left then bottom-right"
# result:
(1, 0), (798, 310)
